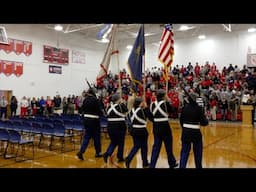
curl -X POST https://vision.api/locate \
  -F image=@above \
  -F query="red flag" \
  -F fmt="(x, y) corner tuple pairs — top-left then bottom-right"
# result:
(96, 24), (118, 82)
(158, 24), (174, 81)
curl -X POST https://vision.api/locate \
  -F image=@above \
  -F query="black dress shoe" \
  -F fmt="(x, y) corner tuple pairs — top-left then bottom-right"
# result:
(143, 162), (150, 168)
(103, 153), (108, 163)
(95, 153), (103, 158)
(118, 158), (125, 163)
(170, 163), (179, 168)
(76, 152), (84, 160)
(125, 158), (130, 168)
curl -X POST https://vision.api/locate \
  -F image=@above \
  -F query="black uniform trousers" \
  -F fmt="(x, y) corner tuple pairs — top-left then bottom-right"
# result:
(105, 121), (126, 160)
(150, 121), (176, 168)
(126, 132), (148, 167)
(79, 119), (101, 155)
(179, 128), (203, 168)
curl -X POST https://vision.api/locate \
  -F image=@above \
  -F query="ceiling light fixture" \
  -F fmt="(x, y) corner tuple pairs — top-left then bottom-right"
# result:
(248, 28), (256, 33)
(54, 24), (63, 31)
(198, 35), (206, 39)
(179, 25), (190, 31)
(126, 45), (133, 49)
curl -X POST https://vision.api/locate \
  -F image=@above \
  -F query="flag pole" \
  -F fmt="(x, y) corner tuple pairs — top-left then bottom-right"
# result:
(165, 67), (168, 93)
(142, 54), (146, 101)
(114, 26), (122, 98)
(142, 24), (146, 101)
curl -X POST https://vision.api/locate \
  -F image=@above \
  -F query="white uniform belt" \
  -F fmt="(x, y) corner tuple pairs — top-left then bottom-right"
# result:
(133, 124), (146, 128)
(108, 118), (125, 121)
(154, 117), (169, 122)
(84, 114), (99, 118)
(183, 123), (200, 129)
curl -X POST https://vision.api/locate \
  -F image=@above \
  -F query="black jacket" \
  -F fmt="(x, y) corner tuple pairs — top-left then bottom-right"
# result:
(81, 94), (103, 127)
(180, 102), (208, 128)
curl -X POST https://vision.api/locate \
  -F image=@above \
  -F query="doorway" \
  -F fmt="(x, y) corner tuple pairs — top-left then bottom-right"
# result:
(0, 90), (13, 118)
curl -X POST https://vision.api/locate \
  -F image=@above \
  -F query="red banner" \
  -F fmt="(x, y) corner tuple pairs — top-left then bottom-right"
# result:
(3, 61), (13, 76)
(0, 42), (5, 50)
(13, 62), (23, 76)
(43, 45), (69, 65)
(23, 41), (32, 56)
(14, 39), (24, 55)
(0, 60), (2, 74)
(0, 38), (32, 56)
(3, 39), (14, 54)
(0, 60), (23, 77)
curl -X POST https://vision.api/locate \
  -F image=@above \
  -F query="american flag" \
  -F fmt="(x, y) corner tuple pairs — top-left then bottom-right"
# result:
(158, 24), (174, 81)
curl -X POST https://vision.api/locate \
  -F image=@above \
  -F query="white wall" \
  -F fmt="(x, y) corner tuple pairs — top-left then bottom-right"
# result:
(0, 24), (107, 102)
(118, 30), (256, 72)
(1, 24), (255, 103)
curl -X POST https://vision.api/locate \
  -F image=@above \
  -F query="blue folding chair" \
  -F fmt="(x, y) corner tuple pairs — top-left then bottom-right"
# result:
(6, 130), (34, 162)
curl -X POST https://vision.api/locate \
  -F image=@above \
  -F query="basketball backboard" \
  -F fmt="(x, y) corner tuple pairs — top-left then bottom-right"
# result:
(0, 26), (8, 44)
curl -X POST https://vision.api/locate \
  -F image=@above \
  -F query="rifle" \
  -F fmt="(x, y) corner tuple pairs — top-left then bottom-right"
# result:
(85, 78), (92, 89)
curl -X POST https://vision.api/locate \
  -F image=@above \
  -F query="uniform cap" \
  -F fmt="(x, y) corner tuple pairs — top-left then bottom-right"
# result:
(111, 93), (121, 102)
(88, 88), (96, 97)
(157, 89), (166, 99)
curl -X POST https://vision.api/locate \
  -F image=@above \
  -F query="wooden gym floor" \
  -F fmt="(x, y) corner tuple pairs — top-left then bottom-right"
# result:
(0, 120), (255, 168)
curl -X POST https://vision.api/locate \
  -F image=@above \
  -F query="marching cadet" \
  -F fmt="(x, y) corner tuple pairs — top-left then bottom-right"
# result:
(125, 97), (153, 168)
(179, 92), (209, 168)
(76, 88), (104, 160)
(149, 89), (178, 168)
(103, 93), (128, 163)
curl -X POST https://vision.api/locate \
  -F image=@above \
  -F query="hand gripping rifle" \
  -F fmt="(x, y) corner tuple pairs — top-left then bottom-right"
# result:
(180, 82), (205, 111)
(180, 82), (197, 104)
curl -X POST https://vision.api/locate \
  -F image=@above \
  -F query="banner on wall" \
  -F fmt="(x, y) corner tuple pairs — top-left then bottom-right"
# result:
(23, 41), (32, 56)
(0, 60), (2, 73)
(72, 50), (85, 64)
(49, 65), (62, 74)
(44, 45), (69, 65)
(3, 60), (14, 76)
(0, 38), (32, 56)
(247, 53), (256, 68)
(0, 60), (23, 77)
(13, 62), (23, 76)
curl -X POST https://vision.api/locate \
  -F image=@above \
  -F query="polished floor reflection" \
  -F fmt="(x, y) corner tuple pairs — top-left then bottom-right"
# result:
(1, 121), (256, 168)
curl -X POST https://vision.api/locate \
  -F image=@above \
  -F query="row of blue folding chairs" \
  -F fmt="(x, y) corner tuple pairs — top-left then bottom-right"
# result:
(0, 120), (75, 152)
(0, 128), (34, 162)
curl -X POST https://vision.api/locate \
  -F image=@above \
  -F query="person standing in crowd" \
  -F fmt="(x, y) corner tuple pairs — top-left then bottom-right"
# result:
(76, 88), (104, 160)
(20, 96), (28, 118)
(10, 96), (18, 117)
(39, 96), (46, 116)
(0, 96), (8, 120)
(149, 89), (178, 168)
(125, 97), (153, 168)
(31, 97), (38, 116)
(179, 93), (209, 168)
(103, 93), (128, 163)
